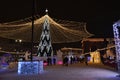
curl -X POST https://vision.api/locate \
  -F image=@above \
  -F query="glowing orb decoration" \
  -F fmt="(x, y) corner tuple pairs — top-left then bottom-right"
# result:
(18, 61), (43, 74)
(113, 20), (120, 73)
(57, 61), (63, 65)
(43, 62), (48, 66)
(45, 9), (48, 13)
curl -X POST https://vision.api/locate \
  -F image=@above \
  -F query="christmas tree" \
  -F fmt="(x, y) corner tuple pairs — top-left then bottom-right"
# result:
(37, 11), (53, 57)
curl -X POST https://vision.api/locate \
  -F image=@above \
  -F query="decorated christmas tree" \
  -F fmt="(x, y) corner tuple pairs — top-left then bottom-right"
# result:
(37, 11), (53, 57)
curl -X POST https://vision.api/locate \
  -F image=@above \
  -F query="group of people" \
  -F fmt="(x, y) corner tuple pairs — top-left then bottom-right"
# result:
(46, 56), (56, 66)
(63, 55), (88, 66)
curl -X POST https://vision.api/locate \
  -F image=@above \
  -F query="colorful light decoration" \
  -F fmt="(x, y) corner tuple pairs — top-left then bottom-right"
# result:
(113, 20), (120, 73)
(57, 61), (63, 65)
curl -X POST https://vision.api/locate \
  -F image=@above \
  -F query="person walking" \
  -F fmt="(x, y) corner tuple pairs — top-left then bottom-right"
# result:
(53, 56), (56, 65)
(84, 55), (88, 65)
(64, 56), (69, 66)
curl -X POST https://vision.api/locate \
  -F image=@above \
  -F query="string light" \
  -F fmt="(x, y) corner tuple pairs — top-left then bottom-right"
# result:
(0, 15), (93, 43)
(0, 44), (115, 55)
(113, 20), (120, 73)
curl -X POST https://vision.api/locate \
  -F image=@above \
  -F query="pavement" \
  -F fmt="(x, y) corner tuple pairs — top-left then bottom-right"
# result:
(0, 63), (120, 80)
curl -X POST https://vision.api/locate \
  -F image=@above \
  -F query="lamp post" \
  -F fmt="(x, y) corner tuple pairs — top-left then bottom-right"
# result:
(31, 0), (35, 61)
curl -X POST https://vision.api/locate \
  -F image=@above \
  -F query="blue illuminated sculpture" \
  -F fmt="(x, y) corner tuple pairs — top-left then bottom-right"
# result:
(18, 61), (43, 74)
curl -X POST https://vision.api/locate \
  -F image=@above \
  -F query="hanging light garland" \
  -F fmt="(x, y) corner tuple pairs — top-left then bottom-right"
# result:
(0, 15), (93, 43)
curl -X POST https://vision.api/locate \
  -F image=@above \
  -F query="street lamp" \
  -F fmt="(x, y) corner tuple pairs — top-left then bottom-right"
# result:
(15, 39), (22, 43)
(15, 39), (22, 51)
(30, 0), (35, 61)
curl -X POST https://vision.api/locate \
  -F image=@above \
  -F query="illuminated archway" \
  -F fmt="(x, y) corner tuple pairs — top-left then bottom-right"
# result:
(113, 20), (120, 73)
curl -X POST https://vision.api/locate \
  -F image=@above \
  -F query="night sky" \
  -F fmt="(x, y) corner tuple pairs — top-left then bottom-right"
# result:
(0, 0), (120, 38)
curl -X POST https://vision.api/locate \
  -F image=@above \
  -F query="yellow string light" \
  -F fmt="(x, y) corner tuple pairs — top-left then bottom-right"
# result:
(0, 15), (93, 43)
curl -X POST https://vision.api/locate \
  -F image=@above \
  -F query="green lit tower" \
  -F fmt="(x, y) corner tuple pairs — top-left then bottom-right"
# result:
(37, 9), (53, 57)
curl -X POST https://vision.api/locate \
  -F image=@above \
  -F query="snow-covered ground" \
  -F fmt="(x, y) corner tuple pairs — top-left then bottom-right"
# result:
(0, 63), (120, 80)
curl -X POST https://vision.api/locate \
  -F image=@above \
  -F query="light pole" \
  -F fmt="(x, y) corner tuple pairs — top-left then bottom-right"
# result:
(31, 0), (35, 61)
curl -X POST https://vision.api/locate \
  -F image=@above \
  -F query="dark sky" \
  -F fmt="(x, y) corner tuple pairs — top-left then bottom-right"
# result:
(0, 0), (120, 38)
